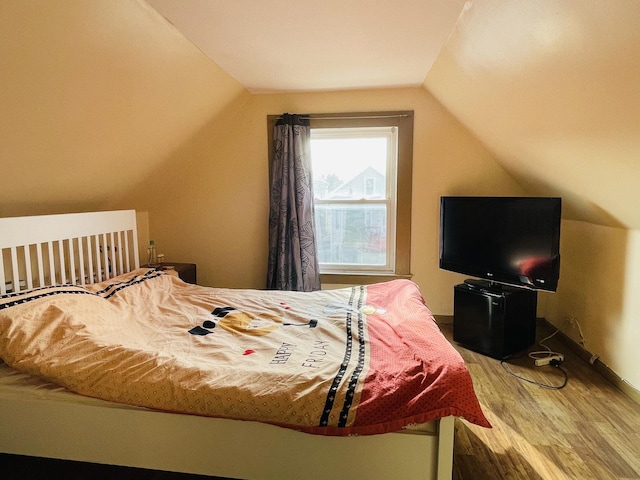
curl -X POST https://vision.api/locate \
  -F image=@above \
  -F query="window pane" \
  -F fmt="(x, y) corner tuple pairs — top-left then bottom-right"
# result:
(311, 136), (387, 200)
(315, 203), (387, 266)
(310, 128), (396, 272)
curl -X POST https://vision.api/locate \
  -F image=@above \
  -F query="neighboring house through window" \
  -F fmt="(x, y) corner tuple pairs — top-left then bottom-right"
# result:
(268, 111), (413, 284)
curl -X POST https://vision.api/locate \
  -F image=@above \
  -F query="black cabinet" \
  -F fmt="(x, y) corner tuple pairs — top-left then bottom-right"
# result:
(453, 281), (537, 359)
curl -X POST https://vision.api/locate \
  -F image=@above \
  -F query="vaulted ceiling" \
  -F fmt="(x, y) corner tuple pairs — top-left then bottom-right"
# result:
(145, 0), (467, 93)
(146, 0), (640, 230)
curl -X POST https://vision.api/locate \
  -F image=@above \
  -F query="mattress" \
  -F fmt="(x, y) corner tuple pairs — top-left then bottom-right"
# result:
(0, 360), (145, 410)
(0, 359), (445, 437)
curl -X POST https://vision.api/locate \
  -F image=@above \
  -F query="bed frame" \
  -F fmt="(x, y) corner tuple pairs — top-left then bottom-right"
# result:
(0, 210), (455, 480)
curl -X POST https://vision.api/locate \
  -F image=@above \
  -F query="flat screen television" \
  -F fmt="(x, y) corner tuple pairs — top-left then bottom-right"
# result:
(439, 196), (561, 292)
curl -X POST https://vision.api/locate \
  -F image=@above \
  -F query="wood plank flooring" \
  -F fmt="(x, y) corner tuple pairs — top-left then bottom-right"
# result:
(2, 320), (639, 479)
(439, 320), (640, 480)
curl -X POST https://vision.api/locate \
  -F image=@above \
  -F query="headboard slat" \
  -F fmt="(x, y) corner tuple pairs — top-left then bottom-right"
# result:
(70, 238), (78, 286)
(101, 233), (109, 279)
(109, 232), (116, 278)
(36, 243), (45, 288)
(47, 241), (56, 285)
(77, 237), (86, 286)
(58, 241), (67, 285)
(116, 231), (124, 277)
(24, 245), (33, 290)
(94, 235), (102, 282)
(10, 247), (20, 292)
(0, 252), (6, 295)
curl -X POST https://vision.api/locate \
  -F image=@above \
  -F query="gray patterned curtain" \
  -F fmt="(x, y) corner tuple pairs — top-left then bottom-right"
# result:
(267, 114), (321, 291)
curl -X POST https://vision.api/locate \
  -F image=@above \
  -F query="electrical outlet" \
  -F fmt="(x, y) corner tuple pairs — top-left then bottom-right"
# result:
(535, 354), (564, 366)
(562, 316), (586, 347)
(562, 316), (574, 330)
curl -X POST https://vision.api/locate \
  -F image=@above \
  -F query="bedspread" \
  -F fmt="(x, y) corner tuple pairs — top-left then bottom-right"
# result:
(0, 269), (490, 435)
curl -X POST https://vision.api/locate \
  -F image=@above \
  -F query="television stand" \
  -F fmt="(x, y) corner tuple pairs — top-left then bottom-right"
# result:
(462, 278), (502, 291)
(453, 281), (537, 359)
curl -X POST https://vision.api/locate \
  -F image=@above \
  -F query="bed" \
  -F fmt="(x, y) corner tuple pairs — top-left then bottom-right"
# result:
(0, 210), (489, 480)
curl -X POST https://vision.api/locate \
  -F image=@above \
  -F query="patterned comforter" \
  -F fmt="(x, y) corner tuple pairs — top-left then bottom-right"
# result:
(0, 269), (490, 435)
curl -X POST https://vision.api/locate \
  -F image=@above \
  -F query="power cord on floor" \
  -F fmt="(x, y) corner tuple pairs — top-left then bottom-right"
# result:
(528, 329), (565, 366)
(500, 329), (568, 389)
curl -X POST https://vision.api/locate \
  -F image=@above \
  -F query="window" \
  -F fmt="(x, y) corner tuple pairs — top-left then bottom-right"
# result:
(311, 126), (396, 274)
(268, 111), (413, 284)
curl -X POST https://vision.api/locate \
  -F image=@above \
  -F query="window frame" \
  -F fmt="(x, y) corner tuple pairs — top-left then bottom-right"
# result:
(267, 111), (413, 284)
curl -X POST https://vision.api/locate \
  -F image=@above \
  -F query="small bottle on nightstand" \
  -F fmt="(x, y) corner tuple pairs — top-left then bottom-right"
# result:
(147, 240), (157, 267)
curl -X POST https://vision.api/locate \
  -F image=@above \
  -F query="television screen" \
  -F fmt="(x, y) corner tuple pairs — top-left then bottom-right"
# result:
(439, 196), (561, 292)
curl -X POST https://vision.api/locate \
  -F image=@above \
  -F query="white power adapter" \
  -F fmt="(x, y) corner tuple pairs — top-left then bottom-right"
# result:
(535, 354), (564, 366)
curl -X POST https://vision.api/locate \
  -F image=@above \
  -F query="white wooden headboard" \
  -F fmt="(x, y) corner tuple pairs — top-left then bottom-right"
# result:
(0, 210), (140, 295)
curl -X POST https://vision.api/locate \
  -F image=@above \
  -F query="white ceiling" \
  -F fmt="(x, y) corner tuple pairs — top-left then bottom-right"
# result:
(145, 0), (468, 93)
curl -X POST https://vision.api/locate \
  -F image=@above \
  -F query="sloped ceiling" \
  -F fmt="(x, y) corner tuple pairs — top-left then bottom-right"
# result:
(0, 0), (248, 217)
(146, 0), (640, 230)
(424, 0), (640, 229)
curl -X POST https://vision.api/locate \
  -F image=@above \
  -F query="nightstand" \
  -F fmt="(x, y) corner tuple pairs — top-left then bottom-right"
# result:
(162, 263), (197, 284)
(145, 263), (197, 284)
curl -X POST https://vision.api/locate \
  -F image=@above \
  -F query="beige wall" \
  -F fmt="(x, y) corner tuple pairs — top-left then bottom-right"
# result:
(112, 87), (525, 314)
(545, 222), (640, 391)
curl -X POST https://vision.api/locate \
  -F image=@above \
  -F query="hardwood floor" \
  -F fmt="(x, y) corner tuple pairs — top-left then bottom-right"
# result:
(2, 321), (639, 479)
(439, 320), (640, 480)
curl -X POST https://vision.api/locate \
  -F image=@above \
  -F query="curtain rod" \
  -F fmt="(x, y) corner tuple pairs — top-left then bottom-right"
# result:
(298, 113), (410, 120)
